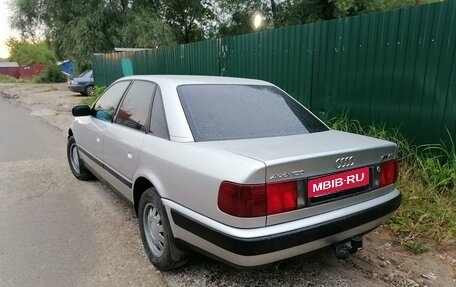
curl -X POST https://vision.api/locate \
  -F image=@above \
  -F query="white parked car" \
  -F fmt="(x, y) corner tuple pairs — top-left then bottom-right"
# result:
(67, 75), (401, 270)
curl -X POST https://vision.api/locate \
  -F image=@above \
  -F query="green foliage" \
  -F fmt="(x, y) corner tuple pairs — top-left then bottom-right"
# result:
(81, 86), (106, 106)
(0, 74), (24, 83)
(33, 64), (66, 83)
(216, 0), (266, 36)
(216, 0), (416, 35)
(161, 0), (213, 43)
(6, 39), (56, 66)
(10, 0), (177, 69)
(93, 86), (107, 98)
(8, 0), (425, 67)
(399, 240), (429, 254)
(120, 10), (175, 48)
(326, 112), (456, 244)
(8, 0), (43, 39)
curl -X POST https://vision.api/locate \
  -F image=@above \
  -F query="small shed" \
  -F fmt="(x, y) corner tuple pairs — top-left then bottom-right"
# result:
(57, 60), (74, 75)
(0, 62), (20, 78)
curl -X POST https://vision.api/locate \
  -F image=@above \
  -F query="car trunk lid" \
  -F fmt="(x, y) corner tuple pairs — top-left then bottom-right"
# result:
(200, 130), (396, 180)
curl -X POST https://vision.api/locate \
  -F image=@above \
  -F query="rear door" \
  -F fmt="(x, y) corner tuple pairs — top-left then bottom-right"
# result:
(103, 80), (156, 202)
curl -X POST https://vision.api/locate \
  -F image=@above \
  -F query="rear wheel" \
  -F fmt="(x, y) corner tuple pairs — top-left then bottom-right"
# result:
(85, 85), (94, 97)
(138, 187), (188, 270)
(67, 136), (94, 181)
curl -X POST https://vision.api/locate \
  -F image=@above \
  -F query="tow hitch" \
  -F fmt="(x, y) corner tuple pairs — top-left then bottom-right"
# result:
(334, 236), (363, 259)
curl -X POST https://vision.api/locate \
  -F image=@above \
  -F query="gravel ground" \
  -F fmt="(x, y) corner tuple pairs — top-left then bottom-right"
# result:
(1, 82), (455, 287)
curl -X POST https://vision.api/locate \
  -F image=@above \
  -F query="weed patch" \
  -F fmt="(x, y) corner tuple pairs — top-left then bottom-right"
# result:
(325, 112), (456, 247)
(0, 74), (25, 83)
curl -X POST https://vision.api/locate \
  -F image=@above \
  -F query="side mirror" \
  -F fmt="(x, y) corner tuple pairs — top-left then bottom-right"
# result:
(72, 105), (92, 117)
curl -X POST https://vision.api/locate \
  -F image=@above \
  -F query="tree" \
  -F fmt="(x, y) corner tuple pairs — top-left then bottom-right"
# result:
(121, 10), (175, 48)
(214, 0), (276, 36)
(9, 0), (417, 69)
(275, 0), (414, 27)
(8, 0), (44, 39)
(9, 0), (177, 70)
(160, 0), (213, 43)
(6, 38), (56, 65)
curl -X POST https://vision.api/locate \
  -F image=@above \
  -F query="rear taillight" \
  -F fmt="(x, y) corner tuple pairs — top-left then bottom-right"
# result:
(218, 182), (266, 217)
(267, 182), (297, 215)
(378, 159), (399, 187)
(218, 181), (298, 217)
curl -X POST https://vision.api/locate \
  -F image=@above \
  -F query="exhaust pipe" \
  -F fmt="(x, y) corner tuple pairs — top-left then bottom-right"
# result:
(334, 236), (363, 259)
(274, 260), (288, 271)
(335, 245), (350, 259)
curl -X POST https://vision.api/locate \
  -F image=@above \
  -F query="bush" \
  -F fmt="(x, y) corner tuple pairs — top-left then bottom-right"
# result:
(33, 64), (66, 83)
(81, 86), (106, 106)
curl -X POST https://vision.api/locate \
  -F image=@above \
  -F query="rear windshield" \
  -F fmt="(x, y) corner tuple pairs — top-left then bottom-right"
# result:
(177, 84), (328, 142)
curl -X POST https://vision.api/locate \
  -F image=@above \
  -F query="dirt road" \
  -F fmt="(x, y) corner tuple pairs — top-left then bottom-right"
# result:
(0, 83), (454, 287)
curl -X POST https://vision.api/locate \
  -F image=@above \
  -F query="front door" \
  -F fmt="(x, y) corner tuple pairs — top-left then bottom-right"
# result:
(77, 80), (131, 176)
(103, 80), (156, 201)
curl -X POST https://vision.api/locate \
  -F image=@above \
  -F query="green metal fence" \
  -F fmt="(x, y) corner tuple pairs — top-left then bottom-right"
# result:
(93, 0), (456, 145)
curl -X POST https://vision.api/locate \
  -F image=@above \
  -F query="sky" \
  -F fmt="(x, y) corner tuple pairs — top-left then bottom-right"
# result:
(0, 0), (20, 59)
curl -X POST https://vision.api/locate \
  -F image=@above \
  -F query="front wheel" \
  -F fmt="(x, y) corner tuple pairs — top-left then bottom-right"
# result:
(67, 136), (94, 181)
(138, 187), (188, 270)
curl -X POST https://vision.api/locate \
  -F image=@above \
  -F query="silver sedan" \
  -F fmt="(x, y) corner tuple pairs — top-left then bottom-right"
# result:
(67, 75), (401, 270)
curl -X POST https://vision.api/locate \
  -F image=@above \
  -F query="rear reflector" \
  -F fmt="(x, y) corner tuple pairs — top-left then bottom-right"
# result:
(218, 181), (298, 217)
(379, 159), (398, 187)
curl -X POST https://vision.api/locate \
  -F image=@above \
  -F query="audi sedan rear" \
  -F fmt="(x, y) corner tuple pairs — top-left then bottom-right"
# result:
(67, 75), (401, 270)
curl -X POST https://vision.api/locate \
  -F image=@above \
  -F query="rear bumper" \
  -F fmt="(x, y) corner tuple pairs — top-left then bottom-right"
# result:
(165, 189), (401, 267)
(68, 84), (85, 93)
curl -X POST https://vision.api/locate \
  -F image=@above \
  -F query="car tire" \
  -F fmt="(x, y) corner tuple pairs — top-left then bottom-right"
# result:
(67, 136), (94, 181)
(138, 187), (188, 271)
(85, 85), (94, 97)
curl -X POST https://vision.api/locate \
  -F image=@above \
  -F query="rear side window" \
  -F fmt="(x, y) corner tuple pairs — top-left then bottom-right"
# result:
(178, 84), (328, 141)
(93, 81), (130, 122)
(150, 88), (169, 139)
(114, 81), (156, 131)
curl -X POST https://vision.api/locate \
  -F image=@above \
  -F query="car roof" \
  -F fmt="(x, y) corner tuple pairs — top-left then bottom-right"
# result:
(116, 75), (274, 87)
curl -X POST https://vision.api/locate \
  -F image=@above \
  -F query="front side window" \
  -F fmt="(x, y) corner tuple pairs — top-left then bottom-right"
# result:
(93, 81), (131, 122)
(114, 81), (156, 131)
(178, 84), (328, 141)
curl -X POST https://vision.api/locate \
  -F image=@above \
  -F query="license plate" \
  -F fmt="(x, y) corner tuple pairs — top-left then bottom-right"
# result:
(308, 167), (370, 198)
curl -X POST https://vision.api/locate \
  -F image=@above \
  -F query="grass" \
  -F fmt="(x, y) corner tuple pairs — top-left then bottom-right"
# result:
(80, 86), (106, 106)
(0, 74), (25, 83)
(397, 239), (429, 254)
(326, 111), (456, 251)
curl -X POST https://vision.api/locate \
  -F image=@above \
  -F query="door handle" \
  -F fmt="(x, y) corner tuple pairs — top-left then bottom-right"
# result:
(127, 152), (133, 159)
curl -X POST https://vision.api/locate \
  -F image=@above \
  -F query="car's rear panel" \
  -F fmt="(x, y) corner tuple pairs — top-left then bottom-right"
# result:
(165, 129), (400, 266)
(199, 129), (398, 226)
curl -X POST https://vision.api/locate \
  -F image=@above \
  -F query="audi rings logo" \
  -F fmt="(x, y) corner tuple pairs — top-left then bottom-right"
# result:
(334, 156), (355, 169)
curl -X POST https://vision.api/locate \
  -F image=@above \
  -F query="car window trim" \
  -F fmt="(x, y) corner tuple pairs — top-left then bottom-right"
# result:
(91, 80), (132, 123)
(143, 83), (157, 134)
(112, 80), (157, 133)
